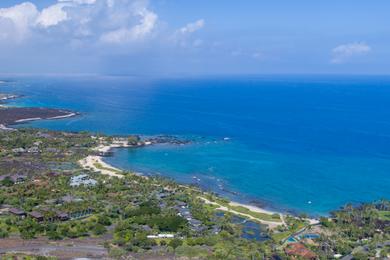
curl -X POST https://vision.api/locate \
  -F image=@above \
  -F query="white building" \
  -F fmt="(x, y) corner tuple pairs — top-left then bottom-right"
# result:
(147, 234), (175, 239)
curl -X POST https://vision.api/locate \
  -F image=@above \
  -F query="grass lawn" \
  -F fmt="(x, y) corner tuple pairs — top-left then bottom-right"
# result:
(271, 222), (307, 243)
(378, 211), (390, 221)
(93, 162), (122, 173)
(228, 205), (282, 222)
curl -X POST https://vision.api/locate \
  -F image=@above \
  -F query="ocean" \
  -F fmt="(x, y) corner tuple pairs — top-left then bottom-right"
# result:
(2, 75), (390, 215)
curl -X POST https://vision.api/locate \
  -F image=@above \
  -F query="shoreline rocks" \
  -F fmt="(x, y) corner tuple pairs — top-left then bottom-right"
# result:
(0, 107), (77, 126)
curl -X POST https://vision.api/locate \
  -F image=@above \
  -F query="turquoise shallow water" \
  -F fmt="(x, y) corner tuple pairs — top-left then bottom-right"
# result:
(2, 75), (390, 215)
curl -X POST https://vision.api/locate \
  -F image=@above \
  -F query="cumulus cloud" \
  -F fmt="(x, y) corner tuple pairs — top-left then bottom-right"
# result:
(172, 19), (205, 47)
(0, 2), (38, 41)
(179, 19), (204, 34)
(0, 0), (158, 44)
(35, 3), (70, 28)
(331, 42), (371, 64)
(100, 4), (157, 43)
(0, 1), (210, 74)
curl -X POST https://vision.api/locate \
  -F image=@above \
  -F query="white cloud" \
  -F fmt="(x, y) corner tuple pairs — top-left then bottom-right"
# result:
(0, 0), (158, 44)
(35, 3), (69, 28)
(131, 7), (158, 39)
(179, 19), (205, 34)
(60, 0), (97, 4)
(172, 19), (205, 47)
(331, 42), (371, 64)
(0, 2), (38, 41)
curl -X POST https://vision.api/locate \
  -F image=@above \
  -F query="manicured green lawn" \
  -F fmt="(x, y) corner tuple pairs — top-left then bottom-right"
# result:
(228, 205), (282, 222)
(378, 211), (390, 221)
(93, 162), (122, 173)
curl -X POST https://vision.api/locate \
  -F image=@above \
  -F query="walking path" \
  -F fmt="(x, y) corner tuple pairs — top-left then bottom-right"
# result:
(199, 197), (286, 229)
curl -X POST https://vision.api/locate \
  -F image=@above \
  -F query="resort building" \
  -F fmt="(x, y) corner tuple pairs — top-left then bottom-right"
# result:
(70, 174), (97, 187)
(147, 234), (175, 239)
(9, 208), (27, 218)
(175, 202), (206, 233)
(29, 211), (44, 222)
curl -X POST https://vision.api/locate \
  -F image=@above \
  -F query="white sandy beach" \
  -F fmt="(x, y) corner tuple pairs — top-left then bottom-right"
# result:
(79, 140), (318, 229)
(78, 141), (290, 229)
(0, 124), (15, 131)
(78, 141), (132, 178)
(79, 155), (124, 178)
(229, 201), (277, 215)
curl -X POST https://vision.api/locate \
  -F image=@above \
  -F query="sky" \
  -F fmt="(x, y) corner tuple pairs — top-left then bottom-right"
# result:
(0, 0), (389, 76)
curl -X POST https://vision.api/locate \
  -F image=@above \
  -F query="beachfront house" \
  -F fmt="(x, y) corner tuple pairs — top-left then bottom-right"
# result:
(27, 146), (40, 153)
(9, 208), (27, 218)
(29, 211), (44, 222)
(56, 211), (70, 221)
(174, 202), (206, 233)
(69, 208), (93, 219)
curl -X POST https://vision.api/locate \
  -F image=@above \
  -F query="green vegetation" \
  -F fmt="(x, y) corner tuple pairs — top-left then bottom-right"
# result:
(93, 162), (121, 173)
(228, 205), (281, 222)
(378, 210), (390, 221)
(0, 128), (389, 259)
(313, 200), (390, 258)
(271, 216), (306, 242)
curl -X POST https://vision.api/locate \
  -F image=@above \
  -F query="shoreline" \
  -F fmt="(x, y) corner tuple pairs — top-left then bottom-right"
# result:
(79, 142), (143, 178)
(98, 144), (285, 214)
(13, 111), (78, 123)
(79, 141), (320, 228)
(1, 88), (318, 227)
(0, 108), (78, 127)
(0, 91), (78, 127)
(0, 94), (20, 101)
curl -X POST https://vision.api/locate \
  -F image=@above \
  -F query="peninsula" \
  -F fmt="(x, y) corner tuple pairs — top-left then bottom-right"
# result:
(0, 89), (76, 129)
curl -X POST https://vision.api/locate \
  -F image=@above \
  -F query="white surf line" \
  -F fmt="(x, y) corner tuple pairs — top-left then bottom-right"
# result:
(47, 112), (77, 120)
(14, 112), (76, 123)
(14, 117), (42, 123)
(0, 95), (18, 100)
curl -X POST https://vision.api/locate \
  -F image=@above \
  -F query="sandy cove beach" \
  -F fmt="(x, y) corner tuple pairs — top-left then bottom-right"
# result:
(78, 142), (131, 178)
(80, 146), (289, 228)
(79, 155), (123, 178)
(80, 141), (290, 228)
(79, 139), (319, 229)
(0, 124), (15, 131)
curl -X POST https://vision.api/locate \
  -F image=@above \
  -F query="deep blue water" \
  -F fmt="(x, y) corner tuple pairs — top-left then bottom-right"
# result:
(2, 75), (390, 215)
